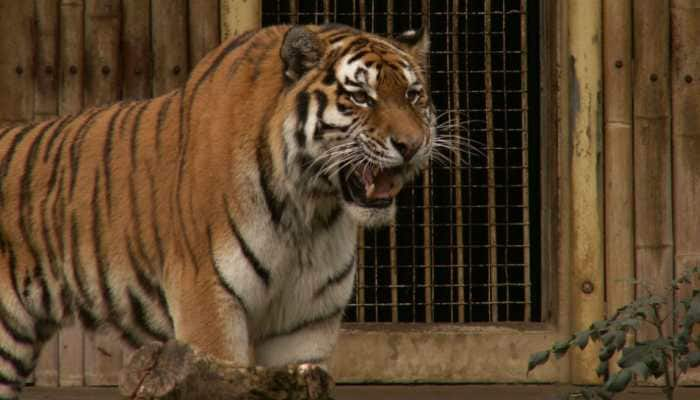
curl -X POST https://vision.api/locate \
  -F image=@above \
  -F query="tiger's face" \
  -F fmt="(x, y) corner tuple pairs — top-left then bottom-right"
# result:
(281, 25), (435, 227)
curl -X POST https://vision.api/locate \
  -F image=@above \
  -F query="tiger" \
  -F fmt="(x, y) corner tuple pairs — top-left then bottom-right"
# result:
(0, 23), (436, 398)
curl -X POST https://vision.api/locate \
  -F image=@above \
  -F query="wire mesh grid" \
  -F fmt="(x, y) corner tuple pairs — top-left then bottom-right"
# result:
(262, 0), (539, 323)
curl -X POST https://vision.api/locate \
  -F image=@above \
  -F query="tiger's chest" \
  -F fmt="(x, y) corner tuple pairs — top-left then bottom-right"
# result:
(212, 211), (357, 339)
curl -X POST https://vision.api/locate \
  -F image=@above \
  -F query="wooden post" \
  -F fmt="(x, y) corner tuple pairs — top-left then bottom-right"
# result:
(568, 0), (604, 385)
(220, 0), (261, 41)
(57, 0), (85, 387)
(152, 0), (188, 95)
(603, 1), (634, 317)
(33, 0), (60, 387)
(633, 0), (673, 343)
(84, 0), (123, 386)
(671, 0), (700, 385)
(189, 0), (220, 66)
(0, 1), (34, 125)
(122, 0), (152, 100)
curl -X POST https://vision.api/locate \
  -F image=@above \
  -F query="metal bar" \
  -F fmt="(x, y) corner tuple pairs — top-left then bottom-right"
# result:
(450, 0), (465, 323)
(520, 0), (531, 322)
(501, 0), (510, 322)
(421, 0), (433, 324)
(387, 0), (398, 323)
(355, 0), (366, 324)
(484, 0), (499, 322)
(323, 0), (330, 23)
(289, 0), (297, 24)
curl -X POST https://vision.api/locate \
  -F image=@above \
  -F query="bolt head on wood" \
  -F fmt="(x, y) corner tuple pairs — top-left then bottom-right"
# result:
(614, 60), (623, 68)
(69, 65), (78, 74)
(581, 281), (594, 294)
(15, 66), (23, 75)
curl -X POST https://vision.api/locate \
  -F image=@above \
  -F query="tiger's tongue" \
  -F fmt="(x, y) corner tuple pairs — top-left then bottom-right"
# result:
(362, 167), (402, 199)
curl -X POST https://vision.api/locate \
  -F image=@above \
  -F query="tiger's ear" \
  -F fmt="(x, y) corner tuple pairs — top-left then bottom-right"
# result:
(281, 26), (325, 83)
(397, 28), (430, 69)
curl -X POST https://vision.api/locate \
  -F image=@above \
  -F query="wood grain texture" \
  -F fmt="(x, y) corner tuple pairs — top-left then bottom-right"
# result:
(122, 0), (151, 100)
(220, 0), (261, 40)
(671, 0), (700, 386)
(188, 0), (220, 66)
(568, 0), (605, 385)
(0, 1), (35, 124)
(633, 0), (673, 341)
(152, 0), (188, 95)
(602, 4), (635, 375)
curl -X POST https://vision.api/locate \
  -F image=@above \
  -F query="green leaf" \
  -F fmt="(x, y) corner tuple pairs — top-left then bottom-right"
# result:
(618, 343), (650, 369)
(601, 331), (616, 347)
(687, 352), (700, 368)
(613, 332), (627, 350)
(590, 320), (608, 331)
(595, 361), (609, 378)
(628, 361), (651, 379)
(598, 345), (615, 362)
(574, 330), (592, 350)
(527, 350), (550, 373)
(604, 369), (633, 393)
(552, 340), (571, 359)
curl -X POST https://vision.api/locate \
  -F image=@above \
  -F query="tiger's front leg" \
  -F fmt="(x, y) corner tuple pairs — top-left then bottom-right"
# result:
(165, 270), (253, 366)
(254, 313), (343, 369)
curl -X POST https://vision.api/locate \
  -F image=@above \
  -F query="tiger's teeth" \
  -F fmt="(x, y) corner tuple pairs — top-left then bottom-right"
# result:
(366, 183), (376, 198)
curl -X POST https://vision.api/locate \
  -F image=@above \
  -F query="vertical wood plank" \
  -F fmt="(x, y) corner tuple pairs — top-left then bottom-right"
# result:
(34, 0), (60, 120)
(633, 0), (673, 343)
(0, 1), (35, 124)
(603, 0), (634, 315)
(122, 0), (151, 100)
(671, 0), (700, 386)
(220, 0), (261, 41)
(568, 0), (604, 385)
(84, 0), (123, 386)
(33, 0), (60, 387)
(57, 0), (86, 387)
(189, 0), (220, 66)
(152, 0), (188, 95)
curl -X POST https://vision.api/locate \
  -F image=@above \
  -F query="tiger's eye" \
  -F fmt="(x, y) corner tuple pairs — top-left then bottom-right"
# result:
(406, 89), (421, 103)
(351, 90), (369, 105)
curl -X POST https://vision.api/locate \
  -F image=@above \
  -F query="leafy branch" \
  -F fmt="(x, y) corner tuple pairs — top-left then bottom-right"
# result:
(528, 267), (700, 400)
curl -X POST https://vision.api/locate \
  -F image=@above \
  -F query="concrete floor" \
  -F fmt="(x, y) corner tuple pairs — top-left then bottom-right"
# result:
(22, 385), (700, 399)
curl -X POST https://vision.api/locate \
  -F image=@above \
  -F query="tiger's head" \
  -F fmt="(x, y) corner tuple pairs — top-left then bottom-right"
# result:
(279, 25), (435, 227)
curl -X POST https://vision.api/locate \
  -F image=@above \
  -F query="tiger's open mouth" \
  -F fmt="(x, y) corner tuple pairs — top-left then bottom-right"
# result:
(340, 164), (405, 208)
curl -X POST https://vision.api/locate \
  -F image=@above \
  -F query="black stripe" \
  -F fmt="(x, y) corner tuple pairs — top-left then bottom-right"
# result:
(130, 101), (149, 169)
(42, 115), (74, 162)
(0, 371), (22, 392)
(91, 172), (119, 321)
(147, 172), (165, 267)
(312, 90), (328, 140)
(348, 50), (370, 64)
(256, 119), (286, 226)
(7, 250), (20, 318)
(102, 104), (131, 217)
(51, 169), (67, 262)
(206, 226), (249, 315)
(295, 91), (310, 147)
(0, 124), (37, 206)
(69, 108), (103, 199)
(0, 347), (31, 378)
(322, 66), (337, 85)
(18, 120), (57, 316)
(313, 256), (355, 299)
(262, 307), (344, 341)
(0, 125), (15, 141)
(222, 198), (271, 287)
(127, 290), (169, 342)
(155, 93), (174, 157)
(70, 213), (98, 324)
(0, 300), (34, 345)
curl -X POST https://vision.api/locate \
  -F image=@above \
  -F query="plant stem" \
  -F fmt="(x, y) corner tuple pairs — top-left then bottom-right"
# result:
(652, 305), (675, 399)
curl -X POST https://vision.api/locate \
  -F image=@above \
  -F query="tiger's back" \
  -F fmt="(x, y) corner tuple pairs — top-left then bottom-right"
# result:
(0, 23), (437, 398)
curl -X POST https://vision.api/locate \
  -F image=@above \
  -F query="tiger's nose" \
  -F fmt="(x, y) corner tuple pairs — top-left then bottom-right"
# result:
(390, 136), (421, 162)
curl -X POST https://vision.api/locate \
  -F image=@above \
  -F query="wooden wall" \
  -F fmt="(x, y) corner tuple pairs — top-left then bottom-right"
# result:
(0, 0), (221, 386)
(602, 0), (700, 384)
